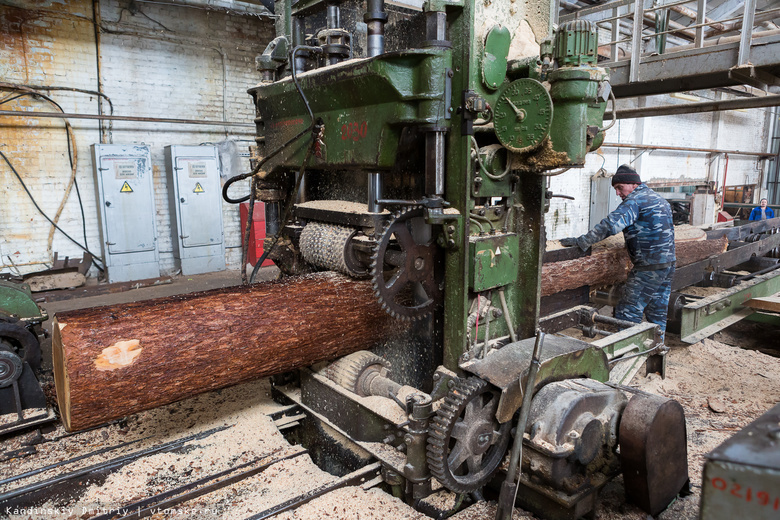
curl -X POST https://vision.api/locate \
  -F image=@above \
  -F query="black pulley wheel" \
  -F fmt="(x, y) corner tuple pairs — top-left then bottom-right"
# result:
(0, 321), (41, 371)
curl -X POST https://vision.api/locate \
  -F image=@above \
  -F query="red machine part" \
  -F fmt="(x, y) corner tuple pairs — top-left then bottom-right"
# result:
(239, 202), (275, 267)
(717, 210), (734, 223)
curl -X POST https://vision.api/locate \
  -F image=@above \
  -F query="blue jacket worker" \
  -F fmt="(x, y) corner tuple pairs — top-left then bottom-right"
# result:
(559, 164), (676, 342)
(749, 198), (775, 220)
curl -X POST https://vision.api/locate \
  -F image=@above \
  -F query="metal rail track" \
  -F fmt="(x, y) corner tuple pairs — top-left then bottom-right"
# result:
(247, 462), (384, 520)
(0, 403), (385, 519)
(0, 425), (233, 507)
(91, 448), (311, 520)
(0, 435), (153, 487)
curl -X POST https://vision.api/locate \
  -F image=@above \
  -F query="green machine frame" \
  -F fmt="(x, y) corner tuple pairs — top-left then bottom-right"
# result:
(227, 0), (684, 518)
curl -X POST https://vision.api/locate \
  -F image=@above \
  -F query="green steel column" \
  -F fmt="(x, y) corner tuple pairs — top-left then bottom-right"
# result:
(442, 0), (473, 371)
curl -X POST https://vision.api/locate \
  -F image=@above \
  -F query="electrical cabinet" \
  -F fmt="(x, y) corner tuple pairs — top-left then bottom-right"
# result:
(91, 144), (161, 283)
(164, 145), (226, 275)
(590, 174), (622, 228)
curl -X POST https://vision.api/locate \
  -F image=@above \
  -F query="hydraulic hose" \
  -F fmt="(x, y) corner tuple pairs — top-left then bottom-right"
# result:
(222, 45), (323, 204)
(248, 126), (320, 284)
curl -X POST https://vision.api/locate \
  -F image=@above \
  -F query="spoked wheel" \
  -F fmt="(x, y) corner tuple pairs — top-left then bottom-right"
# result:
(370, 207), (443, 321)
(427, 377), (511, 492)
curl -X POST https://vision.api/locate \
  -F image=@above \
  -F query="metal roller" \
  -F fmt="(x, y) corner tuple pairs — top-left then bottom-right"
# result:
(300, 222), (367, 278)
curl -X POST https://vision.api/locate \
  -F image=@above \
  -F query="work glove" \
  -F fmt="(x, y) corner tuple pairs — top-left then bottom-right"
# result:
(559, 237), (579, 247)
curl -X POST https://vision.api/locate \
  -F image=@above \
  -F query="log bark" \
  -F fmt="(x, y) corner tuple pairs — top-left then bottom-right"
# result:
(53, 272), (394, 431)
(541, 236), (729, 297)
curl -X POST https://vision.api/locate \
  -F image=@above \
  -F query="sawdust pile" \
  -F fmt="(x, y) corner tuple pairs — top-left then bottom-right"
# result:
(595, 336), (780, 520)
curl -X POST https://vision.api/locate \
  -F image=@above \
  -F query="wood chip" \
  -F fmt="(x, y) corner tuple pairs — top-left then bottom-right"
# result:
(708, 396), (728, 413)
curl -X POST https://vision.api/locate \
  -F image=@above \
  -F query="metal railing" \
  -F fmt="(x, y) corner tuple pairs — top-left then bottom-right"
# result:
(557, 0), (778, 82)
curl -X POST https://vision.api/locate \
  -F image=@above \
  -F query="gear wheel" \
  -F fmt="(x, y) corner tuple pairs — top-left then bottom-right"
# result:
(427, 377), (511, 493)
(322, 351), (391, 396)
(370, 207), (442, 320)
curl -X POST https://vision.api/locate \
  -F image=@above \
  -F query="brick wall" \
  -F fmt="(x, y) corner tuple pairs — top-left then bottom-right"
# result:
(1, 0), (272, 276)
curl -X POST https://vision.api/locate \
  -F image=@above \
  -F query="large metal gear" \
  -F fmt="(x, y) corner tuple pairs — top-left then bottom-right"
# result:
(370, 207), (442, 320)
(427, 377), (511, 493)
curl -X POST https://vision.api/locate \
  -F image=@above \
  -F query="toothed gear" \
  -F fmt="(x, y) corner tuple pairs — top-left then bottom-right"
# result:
(322, 351), (391, 396)
(370, 207), (442, 320)
(427, 377), (511, 493)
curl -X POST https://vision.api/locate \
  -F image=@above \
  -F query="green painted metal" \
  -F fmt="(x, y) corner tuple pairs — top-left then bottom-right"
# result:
(461, 335), (611, 423)
(0, 280), (45, 321)
(553, 20), (599, 66)
(250, 0), (610, 377)
(680, 271), (780, 344)
(745, 312), (780, 326)
(472, 145), (511, 198)
(591, 322), (658, 361)
(494, 79), (553, 152)
(469, 233), (519, 292)
(481, 25), (511, 91)
(250, 49), (451, 172)
(591, 322), (659, 384)
(547, 66), (609, 165)
(442, 0), (479, 370)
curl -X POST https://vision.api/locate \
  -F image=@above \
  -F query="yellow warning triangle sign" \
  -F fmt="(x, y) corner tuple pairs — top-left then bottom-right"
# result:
(193, 182), (205, 193)
(120, 181), (133, 193)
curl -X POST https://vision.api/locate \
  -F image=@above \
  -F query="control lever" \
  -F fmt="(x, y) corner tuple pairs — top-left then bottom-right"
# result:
(495, 332), (546, 520)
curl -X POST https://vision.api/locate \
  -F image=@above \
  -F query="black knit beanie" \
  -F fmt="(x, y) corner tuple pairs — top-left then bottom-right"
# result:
(611, 164), (641, 186)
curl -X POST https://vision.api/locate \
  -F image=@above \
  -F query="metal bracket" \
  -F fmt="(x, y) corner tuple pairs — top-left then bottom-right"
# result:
(429, 366), (460, 401)
(728, 65), (780, 91)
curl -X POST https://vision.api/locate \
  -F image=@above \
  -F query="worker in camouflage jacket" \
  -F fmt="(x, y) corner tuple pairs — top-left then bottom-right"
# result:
(560, 164), (676, 342)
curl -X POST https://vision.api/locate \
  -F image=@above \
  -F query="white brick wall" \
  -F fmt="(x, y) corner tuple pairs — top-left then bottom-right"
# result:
(1, 0), (272, 276)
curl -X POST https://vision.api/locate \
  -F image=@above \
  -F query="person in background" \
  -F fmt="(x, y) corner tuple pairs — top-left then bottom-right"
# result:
(559, 164), (676, 342)
(749, 198), (775, 220)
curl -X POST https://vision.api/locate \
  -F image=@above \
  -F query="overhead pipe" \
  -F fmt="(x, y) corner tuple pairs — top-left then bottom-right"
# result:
(134, 0), (273, 17)
(600, 27), (780, 63)
(706, 7), (780, 37)
(0, 110), (254, 127)
(601, 142), (772, 158)
(667, 4), (726, 32)
(91, 0), (107, 143)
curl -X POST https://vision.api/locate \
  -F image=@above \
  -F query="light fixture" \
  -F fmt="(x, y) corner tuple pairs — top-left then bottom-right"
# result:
(670, 92), (701, 102)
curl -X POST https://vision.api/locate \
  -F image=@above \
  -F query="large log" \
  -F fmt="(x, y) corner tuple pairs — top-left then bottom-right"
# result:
(53, 272), (393, 431)
(542, 233), (729, 297)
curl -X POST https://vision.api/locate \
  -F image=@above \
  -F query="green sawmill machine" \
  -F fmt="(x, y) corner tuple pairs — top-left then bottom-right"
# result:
(223, 0), (690, 517)
(0, 280), (55, 435)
